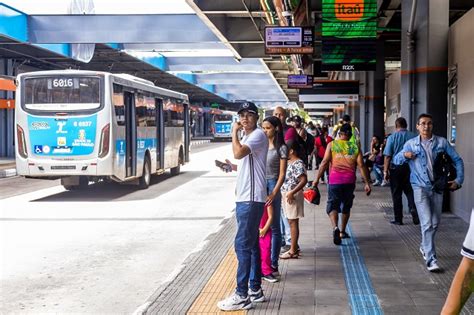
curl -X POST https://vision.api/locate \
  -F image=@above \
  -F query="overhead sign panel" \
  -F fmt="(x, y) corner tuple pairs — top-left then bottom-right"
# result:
(321, 0), (377, 71)
(304, 103), (344, 109)
(299, 80), (359, 102)
(265, 27), (314, 54)
(288, 75), (313, 89)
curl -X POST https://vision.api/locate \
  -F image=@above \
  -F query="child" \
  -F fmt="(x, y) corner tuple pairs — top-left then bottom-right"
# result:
(259, 203), (278, 283)
(279, 140), (308, 259)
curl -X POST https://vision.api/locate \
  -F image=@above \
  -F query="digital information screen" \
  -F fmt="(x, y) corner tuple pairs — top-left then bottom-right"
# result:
(265, 27), (314, 54)
(288, 75), (313, 89)
(321, 0), (377, 71)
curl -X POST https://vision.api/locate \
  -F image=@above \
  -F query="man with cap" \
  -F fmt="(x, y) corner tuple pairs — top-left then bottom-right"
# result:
(217, 101), (268, 311)
(313, 123), (371, 245)
(273, 106), (297, 142)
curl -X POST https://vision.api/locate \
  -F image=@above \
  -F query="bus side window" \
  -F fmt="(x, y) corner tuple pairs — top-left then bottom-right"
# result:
(113, 84), (125, 126)
(135, 93), (147, 127)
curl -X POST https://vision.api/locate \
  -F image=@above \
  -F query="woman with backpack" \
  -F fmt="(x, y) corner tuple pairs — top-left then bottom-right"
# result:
(314, 126), (332, 183)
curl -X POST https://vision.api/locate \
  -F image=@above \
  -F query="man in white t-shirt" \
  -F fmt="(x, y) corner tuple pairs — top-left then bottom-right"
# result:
(441, 209), (473, 314)
(217, 102), (268, 311)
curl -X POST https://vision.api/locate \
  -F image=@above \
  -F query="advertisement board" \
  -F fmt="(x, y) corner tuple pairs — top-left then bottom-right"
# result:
(321, 0), (377, 71)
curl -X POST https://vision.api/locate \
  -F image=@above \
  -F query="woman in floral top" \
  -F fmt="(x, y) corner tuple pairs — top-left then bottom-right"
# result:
(280, 140), (307, 259)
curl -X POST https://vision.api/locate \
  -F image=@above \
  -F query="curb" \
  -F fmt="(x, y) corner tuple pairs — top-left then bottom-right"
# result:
(0, 168), (17, 178)
(190, 140), (210, 147)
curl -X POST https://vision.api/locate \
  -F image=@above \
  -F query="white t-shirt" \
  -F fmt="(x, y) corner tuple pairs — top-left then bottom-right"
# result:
(461, 209), (474, 260)
(236, 128), (268, 203)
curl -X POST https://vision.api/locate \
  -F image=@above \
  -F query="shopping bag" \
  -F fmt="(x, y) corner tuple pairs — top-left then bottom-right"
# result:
(303, 186), (321, 205)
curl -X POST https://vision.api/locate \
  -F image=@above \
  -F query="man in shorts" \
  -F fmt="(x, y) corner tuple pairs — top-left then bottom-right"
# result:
(441, 209), (473, 314)
(312, 123), (371, 245)
(217, 102), (268, 311)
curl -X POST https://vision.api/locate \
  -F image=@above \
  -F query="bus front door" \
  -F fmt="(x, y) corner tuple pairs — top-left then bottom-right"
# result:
(124, 91), (137, 178)
(156, 98), (164, 170)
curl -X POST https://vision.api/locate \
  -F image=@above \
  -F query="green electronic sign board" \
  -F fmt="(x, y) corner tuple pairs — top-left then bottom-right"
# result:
(321, 0), (378, 71)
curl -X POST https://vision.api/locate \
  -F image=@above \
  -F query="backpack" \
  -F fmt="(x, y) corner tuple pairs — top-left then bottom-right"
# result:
(433, 151), (458, 193)
(305, 133), (315, 155)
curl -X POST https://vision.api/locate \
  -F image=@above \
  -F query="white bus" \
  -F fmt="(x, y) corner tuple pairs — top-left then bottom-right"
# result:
(211, 110), (238, 141)
(15, 70), (190, 190)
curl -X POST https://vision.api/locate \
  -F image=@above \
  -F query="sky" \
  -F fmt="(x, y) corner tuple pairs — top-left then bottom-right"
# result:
(2, 0), (195, 14)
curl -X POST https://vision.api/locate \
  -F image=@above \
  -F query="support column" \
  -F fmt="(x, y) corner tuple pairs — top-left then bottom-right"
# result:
(0, 58), (15, 158)
(368, 40), (385, 140)
(401, 0), (449, 135)
(358, 71), (369, 152)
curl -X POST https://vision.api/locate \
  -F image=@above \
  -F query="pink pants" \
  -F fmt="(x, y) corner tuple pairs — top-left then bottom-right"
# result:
(259, 206), (273, 276)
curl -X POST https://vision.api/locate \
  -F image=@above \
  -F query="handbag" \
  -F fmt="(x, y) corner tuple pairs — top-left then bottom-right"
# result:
(303, 186), (321, 205)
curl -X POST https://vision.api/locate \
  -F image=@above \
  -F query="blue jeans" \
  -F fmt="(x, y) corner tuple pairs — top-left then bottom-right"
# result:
(281, 208), (291, 245)
(372, 164), (383, 182)
(413, 187), (443, 265)
(267, 179), (282, 269)
(235, 201), (264, 297)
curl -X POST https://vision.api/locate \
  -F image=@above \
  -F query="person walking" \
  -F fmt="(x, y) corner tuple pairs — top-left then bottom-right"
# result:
(332, 114), (360, 145)
(394, 113), (464, 272)
(279, 140), (307, 259)
(383, 117), (419, 225)
(261, 116), (288, 280)
(313, 126), (332, 183)
(217, 102), (268, 311)
(313, 123), (371, 245)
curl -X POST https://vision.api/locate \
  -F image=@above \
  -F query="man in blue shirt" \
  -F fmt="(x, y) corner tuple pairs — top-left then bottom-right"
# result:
(383, 117), (419, 225)
(394, 113), (464, 272)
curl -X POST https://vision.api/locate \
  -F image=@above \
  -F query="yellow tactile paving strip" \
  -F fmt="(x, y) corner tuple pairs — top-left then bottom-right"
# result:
(187, 247), (246, 315)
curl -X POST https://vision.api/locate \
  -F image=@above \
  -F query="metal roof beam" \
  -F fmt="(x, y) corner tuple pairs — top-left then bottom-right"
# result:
(28, 14), (219, 44)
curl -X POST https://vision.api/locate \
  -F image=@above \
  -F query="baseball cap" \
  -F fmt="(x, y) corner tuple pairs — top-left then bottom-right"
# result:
(292, 115), (302, 123)
(237, 101), (258, 115)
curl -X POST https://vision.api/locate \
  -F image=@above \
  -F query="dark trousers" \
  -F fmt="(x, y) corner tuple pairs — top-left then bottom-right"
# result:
(389, 164), (417, 222)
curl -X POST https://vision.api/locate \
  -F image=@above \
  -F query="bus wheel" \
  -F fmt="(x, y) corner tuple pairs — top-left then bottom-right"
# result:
(139, 157), (151, 189)
(170, 151), (183, 176)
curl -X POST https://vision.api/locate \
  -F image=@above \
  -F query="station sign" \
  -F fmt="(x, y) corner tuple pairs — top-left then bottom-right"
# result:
(288, 75), (313, 89)
(299, 80), (359, 102)
(304, 103), (344, 109)
(265, 27), (314, 54)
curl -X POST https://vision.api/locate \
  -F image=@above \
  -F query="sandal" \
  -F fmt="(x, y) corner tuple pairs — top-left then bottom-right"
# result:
(340, 231), (351, 239)
(279, 251), (298, 259)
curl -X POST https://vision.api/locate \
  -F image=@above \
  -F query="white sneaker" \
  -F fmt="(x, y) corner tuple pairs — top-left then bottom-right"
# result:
(427, 261), (441, 272)
(248, 288), (265, 303)
(419, 247), (426, 260)
(373, 180), (381, 186)
(217, 293), (253, 311)
(381, 180), (389, 187)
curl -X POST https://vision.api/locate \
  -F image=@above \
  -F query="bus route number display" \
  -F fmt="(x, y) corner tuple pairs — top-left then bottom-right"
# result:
(48, 78), (79, 89)
(265, 27), (314, 54)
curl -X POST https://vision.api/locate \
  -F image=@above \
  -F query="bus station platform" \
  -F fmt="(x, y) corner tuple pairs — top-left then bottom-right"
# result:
(139, 184), (473, 315)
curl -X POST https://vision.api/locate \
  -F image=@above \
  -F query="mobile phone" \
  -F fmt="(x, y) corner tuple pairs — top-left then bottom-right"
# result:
(215, 160), (232, 172)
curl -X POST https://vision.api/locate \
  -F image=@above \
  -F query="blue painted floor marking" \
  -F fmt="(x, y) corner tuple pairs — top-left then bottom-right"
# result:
(339, 223), (384, 315)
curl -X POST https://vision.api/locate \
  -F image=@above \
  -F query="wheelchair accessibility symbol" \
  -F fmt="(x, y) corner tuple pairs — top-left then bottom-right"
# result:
(34, 145), (43, 154)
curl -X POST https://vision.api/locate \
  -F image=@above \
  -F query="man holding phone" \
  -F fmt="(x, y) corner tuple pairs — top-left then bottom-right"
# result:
(217, 102), (268, 311)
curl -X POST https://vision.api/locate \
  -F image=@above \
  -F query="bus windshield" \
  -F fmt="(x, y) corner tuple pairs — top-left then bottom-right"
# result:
(23, 76), (101, 111)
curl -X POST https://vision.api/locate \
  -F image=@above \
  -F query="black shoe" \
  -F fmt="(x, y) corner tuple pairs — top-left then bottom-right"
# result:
(333, 227), (342, 245)
(411, 211), (420, 225)
(390, 220), (404, 226)
(340, 231), (350, 239)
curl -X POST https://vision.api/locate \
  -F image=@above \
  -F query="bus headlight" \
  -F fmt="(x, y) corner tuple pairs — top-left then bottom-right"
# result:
(98, 123), (110, 158)
(16, 124), (28, 158)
